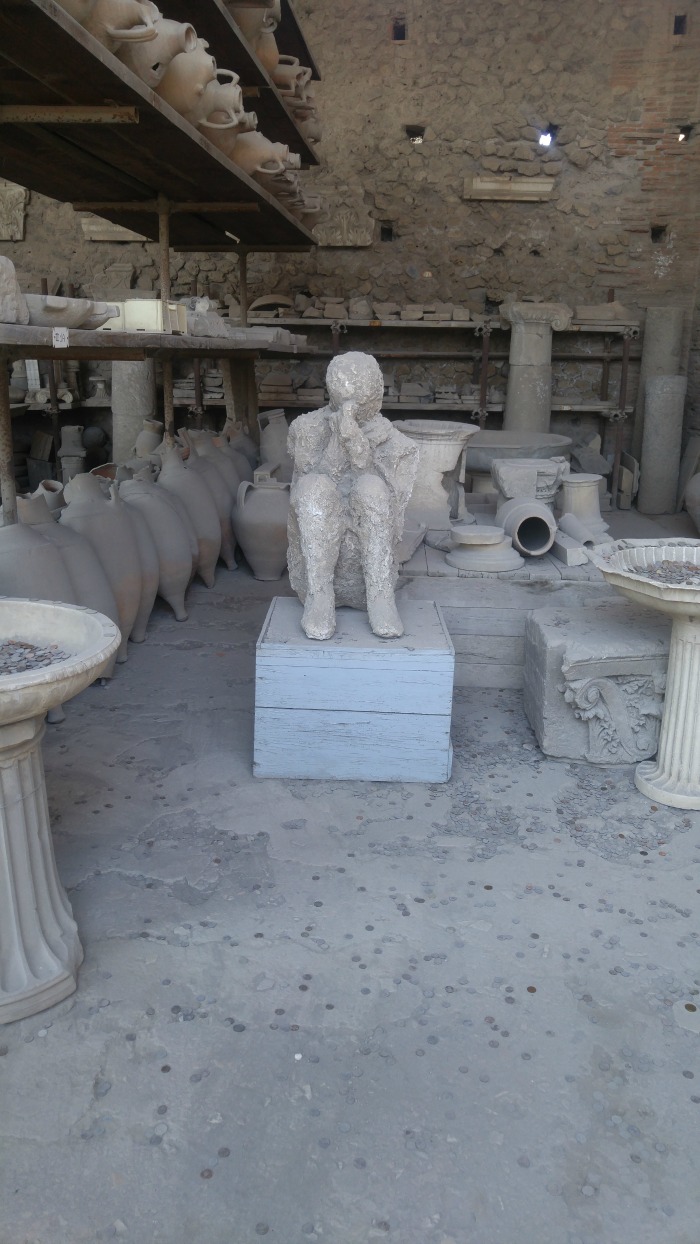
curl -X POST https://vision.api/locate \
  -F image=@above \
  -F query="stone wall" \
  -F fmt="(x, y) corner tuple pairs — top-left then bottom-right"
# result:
(2, 0), (700, 422)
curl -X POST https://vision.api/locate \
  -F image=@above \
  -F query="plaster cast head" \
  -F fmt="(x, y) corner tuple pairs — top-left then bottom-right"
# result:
(326, 351), (384, 423)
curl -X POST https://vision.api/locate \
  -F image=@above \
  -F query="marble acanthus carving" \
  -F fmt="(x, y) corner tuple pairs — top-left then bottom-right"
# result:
(559, 672), (665, 764)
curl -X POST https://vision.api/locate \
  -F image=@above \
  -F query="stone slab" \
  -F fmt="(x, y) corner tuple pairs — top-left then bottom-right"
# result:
(254, 597), (455, 781)
(523, 598), (670, 764)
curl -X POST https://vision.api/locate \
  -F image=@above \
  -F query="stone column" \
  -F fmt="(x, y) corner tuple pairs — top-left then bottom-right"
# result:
(637, 375), (687, 514)
(500, 302), (572, 434)
(631, 306), (685, 460)
(636, 616), (700, 809)
(0, 715), (83, 1023)
(111, 360), (157, 465)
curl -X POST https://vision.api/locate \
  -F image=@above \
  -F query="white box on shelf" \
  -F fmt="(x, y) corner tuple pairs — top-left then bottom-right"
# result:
(254, 596), (455, 782)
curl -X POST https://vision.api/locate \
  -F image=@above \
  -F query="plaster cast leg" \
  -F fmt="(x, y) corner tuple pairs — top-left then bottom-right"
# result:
(350, 473), (403, 638)
(291, 473), (343, 639)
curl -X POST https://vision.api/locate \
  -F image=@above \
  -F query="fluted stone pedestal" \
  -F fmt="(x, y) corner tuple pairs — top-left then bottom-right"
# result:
(635, 617), (700, 808)
(500, 302), (572, 434)
(0, 715), (82, 1024)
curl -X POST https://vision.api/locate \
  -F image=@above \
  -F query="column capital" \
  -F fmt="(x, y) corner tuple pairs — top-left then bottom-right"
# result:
(500, 301), (573, 331)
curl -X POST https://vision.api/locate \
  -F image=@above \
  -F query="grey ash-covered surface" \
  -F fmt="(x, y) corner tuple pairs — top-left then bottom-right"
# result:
(1, 568), (699, 1244)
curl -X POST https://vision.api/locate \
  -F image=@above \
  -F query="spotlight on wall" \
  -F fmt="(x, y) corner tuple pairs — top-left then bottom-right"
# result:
(678, 124), (694, 142)
(538, 132), (552, 147)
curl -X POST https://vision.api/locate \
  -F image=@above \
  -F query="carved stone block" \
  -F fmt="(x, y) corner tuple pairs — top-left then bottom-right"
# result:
(0, 180), (29, 241)
(523, 599), (670, 764)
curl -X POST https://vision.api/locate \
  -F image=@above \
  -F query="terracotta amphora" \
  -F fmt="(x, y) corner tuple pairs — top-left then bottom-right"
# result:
(230, 1), (280, 44)
(213, 434), (254, 484)
(124, 501), (159, 642)
(255, 30), (279, 75)
(157, 445), (221, 588)
(188, 429), (242, 495)
(83, 0), (159, 52)
(17, 494), (120, 679)
(231, 470), (290, 580)
(0, 520), (77, 606)
(118, 18), (197, 88)
(178, 431), (237, 570)
(155, 40), (217, 123)
(32, 479), (66, 513)
(60, 474), (142, 663)
(222, 419), (258, 471)
(229, 131), (288, 177)
(197, 71), (244, 132)
(134, 418), (164, 458)
(120, 479), (192, 621)
(271, 55), (312, 96)
(258, 408), (293, 481)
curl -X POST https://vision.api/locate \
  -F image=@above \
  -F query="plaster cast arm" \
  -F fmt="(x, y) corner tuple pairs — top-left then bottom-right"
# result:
(337, 401), (373, 471)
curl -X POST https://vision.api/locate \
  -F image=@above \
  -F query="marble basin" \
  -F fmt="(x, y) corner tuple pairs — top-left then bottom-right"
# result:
(587, 539), (700, 809)
(0, 598), (120, 726)
(394, 420), (480, 537)
(0, 599), (120, 1023)
(464, 431), (572, 474)
(24, 294), (119, 330)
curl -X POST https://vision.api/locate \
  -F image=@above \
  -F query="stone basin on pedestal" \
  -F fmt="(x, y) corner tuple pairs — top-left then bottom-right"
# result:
(464, 430), (572, 475)
(393, 419), (480, 545)
(588, 539), (700, 809)
(0, 599), (120, 1024)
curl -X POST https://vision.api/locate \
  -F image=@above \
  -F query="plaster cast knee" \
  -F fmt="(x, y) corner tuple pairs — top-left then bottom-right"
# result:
(351, 472), (392, 521)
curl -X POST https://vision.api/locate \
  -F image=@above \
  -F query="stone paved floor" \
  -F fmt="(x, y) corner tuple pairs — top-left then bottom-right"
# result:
(1, 567), (699, 1244)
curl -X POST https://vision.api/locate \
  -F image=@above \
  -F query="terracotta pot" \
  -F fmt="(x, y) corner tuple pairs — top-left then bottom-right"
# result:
(213, 434), (254, 484)
(255, 30), (279, 74)
(230, 1), (280, 44)
(155, 40), (217, 123)
(118, 17), (197, 88)
(121, 501), (159, 642)
(232, 471), (290, 580)
(197, 71), (244, 131)
(495, 497), (557, 557)
(222, 420), (258, 470)
(157, 445), (221, 588)
(179, 432), (237, 571)
(83, 0), (158, 52)
(60, 474), (142, 662)
(32, 479), (66, 513)
(258, 408), (293, 481)
(134, 418), (164, 458)
(120, 479), (192, 621)
(271, 54), (312, 96)
(0, 521), (77, 606)
(60, 425), (85, 456)
(17, 494), (120, 678)
(188, 430), (242, 495)
(229, 131), (288, 176)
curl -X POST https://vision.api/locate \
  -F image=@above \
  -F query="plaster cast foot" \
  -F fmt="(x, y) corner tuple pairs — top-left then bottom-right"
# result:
(302, 590), (336, 640)
(367, 592), (404, 639)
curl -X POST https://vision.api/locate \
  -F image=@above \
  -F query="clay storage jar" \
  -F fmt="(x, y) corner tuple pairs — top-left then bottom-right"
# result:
(119, 478), (193, 622)
(157, 445), (221, 588)
(232, 471), (290, 580)
(179, 431), (237, 571)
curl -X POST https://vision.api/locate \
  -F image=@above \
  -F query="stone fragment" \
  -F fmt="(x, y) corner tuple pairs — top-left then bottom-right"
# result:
(0, 255), (29, 324)
(400, 305), (424, 321)
(348, 298), (372, 319)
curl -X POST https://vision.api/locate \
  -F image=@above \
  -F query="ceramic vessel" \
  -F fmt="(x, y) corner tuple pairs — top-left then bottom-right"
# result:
(230, 1), (280, 43)
(223, 421), (258, 471)
(183, 449), (237, 571)
(229, 131), (289, 176)
(60, 474), (142, 663)
(0, 598), (120, 1024)
(188, 429), (242, 494)
(271, 54), (312, 96)
(155, 40), (217, 122)
(117, 17), (197, 87)
(83, 0), (158, 51)
(393, 418), (479, 541)
(495, 497), (557, 557)
(197, 71), (244, 131)
(124, 503), (159, 642)
(17, 494), (120, 677)
(32, 479), (66, 513)
(255, 29), (279, 73)
(157, 445), (221, 587)
(232, 470), (290, 580)
(258, 408), (292, 481)
(134, 418), (164, 458)
(0, 521), (77, 606)
(120, 479), (192, 621)
(588, 539), (700, 809)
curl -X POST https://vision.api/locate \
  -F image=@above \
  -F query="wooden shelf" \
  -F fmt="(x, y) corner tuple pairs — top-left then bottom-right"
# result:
(161, 0), (321, 159)
(0, 0), (317, 249)
(250, 316), (641, 334)
(0, 324), (301, 362)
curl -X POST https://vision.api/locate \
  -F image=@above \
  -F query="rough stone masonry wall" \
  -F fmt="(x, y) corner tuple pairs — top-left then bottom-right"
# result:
(3, 0), (700, 419)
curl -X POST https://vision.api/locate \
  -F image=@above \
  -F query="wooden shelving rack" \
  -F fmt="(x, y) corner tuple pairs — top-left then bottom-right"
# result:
(0, 0), (321, 523)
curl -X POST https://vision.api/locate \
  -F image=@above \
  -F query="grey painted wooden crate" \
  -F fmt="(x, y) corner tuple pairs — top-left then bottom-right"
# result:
(254, 597), (455, 782)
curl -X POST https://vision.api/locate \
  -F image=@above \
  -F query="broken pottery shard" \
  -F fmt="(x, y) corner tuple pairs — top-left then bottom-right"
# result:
(287, 351), (418, 641)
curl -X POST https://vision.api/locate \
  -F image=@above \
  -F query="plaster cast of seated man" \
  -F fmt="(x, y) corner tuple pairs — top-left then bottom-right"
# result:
(287, 352), (418, 641)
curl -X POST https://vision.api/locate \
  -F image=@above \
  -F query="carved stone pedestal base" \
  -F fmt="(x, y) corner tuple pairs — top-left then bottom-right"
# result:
(635, 617), (700, 807)
(523, 599), (669, 764)
(0, 716), (82, 1024)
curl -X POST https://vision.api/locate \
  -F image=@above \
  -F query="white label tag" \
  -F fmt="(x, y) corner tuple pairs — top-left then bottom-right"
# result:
(52, 327), (69, 348)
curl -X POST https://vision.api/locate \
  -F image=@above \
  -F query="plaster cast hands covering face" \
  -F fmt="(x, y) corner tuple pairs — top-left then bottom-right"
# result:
(287, 351), (418, 642)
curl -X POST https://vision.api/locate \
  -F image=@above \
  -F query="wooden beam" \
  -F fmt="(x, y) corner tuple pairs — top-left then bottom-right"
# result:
(72, 200), (260, 214)
(0, 105), (139, 124)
